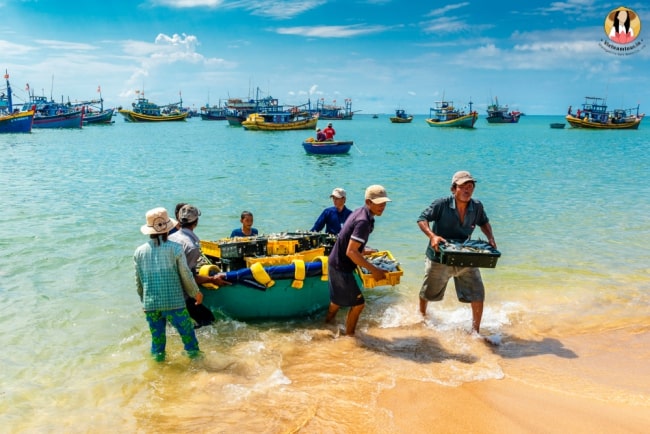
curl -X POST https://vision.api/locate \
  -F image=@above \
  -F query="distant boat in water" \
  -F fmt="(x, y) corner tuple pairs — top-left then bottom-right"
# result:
(486, 97), (521, 124)
(22, 95), (83, 129)
(200, 102), (227, 120)
(566, 96), (643, 130)
(242, 111), (318, 131)
(425, 99), (477, 128)
(75, 88), (114, 125)
(389, 109), (413, 123)
(313, 98), (355, 120)
(550, 122), (566, 129)
(118, 91), (188, 122)
(302, 139), (353, 155)
(1, 70), (34, 133)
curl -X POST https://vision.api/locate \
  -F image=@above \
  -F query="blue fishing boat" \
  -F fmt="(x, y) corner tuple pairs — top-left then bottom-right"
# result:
(566, 96), (643, 129)
(21, 90), (83, 129)
(425, 99), (477, 128)
(200, 102), (227, 120)
(302, 139), (353, 155)
(1, 71), (34, 133)
(314, 98), (355, 120)
(224, 87), (285, 126)
(118, 91), (188, 122)
(389, 109), (413, 123)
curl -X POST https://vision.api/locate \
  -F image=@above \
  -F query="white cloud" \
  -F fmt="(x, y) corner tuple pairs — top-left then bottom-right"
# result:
(275, 25), (389, 38)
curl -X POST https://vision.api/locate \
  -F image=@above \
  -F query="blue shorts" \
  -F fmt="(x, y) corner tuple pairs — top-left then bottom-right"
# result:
(419, 257), (485, 303)
(328, 266), (365, 307)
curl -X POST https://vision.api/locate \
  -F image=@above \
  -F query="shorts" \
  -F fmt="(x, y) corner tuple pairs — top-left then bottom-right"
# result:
(419, 257), (485, 303)
(328, 266), (365, 307)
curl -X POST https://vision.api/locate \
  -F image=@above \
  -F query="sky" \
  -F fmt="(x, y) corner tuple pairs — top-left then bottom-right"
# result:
(1, 0), (649, 115)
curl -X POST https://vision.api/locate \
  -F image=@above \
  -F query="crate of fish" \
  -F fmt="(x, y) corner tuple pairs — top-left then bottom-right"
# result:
(356, 250), (403, 289)
(218, 237), (268, 259)
(286, 232), (323, 252)
(438, 240), (501, 268)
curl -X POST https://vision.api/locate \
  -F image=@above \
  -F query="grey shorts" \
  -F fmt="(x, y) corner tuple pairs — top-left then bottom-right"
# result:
(419, 257), (485, 303)
(328, 266), (365, 307)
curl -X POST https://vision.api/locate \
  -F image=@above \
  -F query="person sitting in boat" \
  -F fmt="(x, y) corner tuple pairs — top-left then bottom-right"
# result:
(311, 187), (353, 235)
(230, 210), (258, 237)
(316, 128), (327, 142)
(323, 123), (336, 141)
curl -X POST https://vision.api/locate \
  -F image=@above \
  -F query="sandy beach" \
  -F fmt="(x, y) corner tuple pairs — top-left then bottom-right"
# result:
(376, 328), (650, 434)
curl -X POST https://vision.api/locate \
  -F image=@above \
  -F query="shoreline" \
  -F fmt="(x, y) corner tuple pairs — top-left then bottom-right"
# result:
(374, 327), (650, 433)
(376, 376), (650, 433)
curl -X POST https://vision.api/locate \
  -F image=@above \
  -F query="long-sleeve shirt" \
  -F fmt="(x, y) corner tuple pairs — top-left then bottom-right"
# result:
(134, 239), (200, 311)
(311, 206), (352, 235)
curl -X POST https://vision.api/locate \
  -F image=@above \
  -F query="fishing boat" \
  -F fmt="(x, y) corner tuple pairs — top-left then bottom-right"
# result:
(313, 98), (355, 120)
(389, 109), (413, 123)
(425, 100), (478, 128)
(22, 95), (83, 129)
(1, 71), (34, 133)
(565, 97), (643, 130)
(241, 111), (318, 131)
(486, 97), (521, 123)
(198, 233), (402, 320)
(199, 102), (227, 120)
(224, 87), (285, 126)
(302, 139), (353, 155)
(75, 90), (114, 125)
(118, 91), (188, 122)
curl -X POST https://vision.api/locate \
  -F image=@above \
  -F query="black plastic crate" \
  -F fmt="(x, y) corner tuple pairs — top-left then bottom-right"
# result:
(219, 238), (268, 259)
(439, 241), (501, 268)
(286, 232), (323, 252)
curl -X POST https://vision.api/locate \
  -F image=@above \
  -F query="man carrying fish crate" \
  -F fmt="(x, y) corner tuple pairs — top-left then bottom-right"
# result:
(416, 171), (497, 335)
(325, 185), (391, 336)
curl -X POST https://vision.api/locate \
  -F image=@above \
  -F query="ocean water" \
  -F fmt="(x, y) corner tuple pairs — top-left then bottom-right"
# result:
(1, 114), (649, 432)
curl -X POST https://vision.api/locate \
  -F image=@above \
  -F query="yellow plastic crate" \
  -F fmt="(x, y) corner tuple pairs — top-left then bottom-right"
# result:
(267, 239), (299, 255)
(200, 240), (221, 258)
(356, 250), (403, 289)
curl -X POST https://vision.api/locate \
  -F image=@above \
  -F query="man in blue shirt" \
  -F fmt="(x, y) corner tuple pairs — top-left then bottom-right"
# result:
(325, 185), (391, 336)
(311, 188), (352, 235)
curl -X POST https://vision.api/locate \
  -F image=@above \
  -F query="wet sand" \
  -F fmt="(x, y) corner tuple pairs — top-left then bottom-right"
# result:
(376, 328), (650, 433)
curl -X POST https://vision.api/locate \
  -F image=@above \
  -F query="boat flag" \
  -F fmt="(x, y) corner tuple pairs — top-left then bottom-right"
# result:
(25, 83), (30, 91)
(97, 85), (101, 93)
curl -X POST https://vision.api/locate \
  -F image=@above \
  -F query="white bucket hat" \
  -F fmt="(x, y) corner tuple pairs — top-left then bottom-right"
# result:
(141, 207), (177, 235)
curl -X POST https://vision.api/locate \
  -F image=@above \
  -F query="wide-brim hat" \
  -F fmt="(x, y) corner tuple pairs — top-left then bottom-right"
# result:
(141, 207), (177, 235)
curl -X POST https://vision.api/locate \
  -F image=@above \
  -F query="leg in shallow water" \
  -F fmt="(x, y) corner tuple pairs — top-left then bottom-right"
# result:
(325, 302), (340, 323)
(345, 304), (365, 336)
(471, 300), (483, 334)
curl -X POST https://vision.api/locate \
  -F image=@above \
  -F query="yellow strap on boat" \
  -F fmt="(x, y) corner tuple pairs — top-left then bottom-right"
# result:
(250, 262), (275, 288)
(198, 264), (220, 289)
(291, 259), (305, 289)
(315, 256), (328, 281)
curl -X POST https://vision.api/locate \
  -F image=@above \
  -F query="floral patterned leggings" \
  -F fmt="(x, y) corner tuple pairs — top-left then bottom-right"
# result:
(145, 308), (200, 360)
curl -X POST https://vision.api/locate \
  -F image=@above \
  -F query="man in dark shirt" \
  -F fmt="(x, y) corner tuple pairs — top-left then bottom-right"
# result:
(325, 185), (391, 336)
(417, 171), (496, 334)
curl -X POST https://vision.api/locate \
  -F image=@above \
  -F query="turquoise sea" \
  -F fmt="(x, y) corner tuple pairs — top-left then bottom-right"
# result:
(1, 114), (649, 432)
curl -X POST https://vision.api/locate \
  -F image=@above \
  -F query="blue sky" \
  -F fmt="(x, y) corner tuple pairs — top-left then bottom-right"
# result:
(1, 0), (648, 114)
